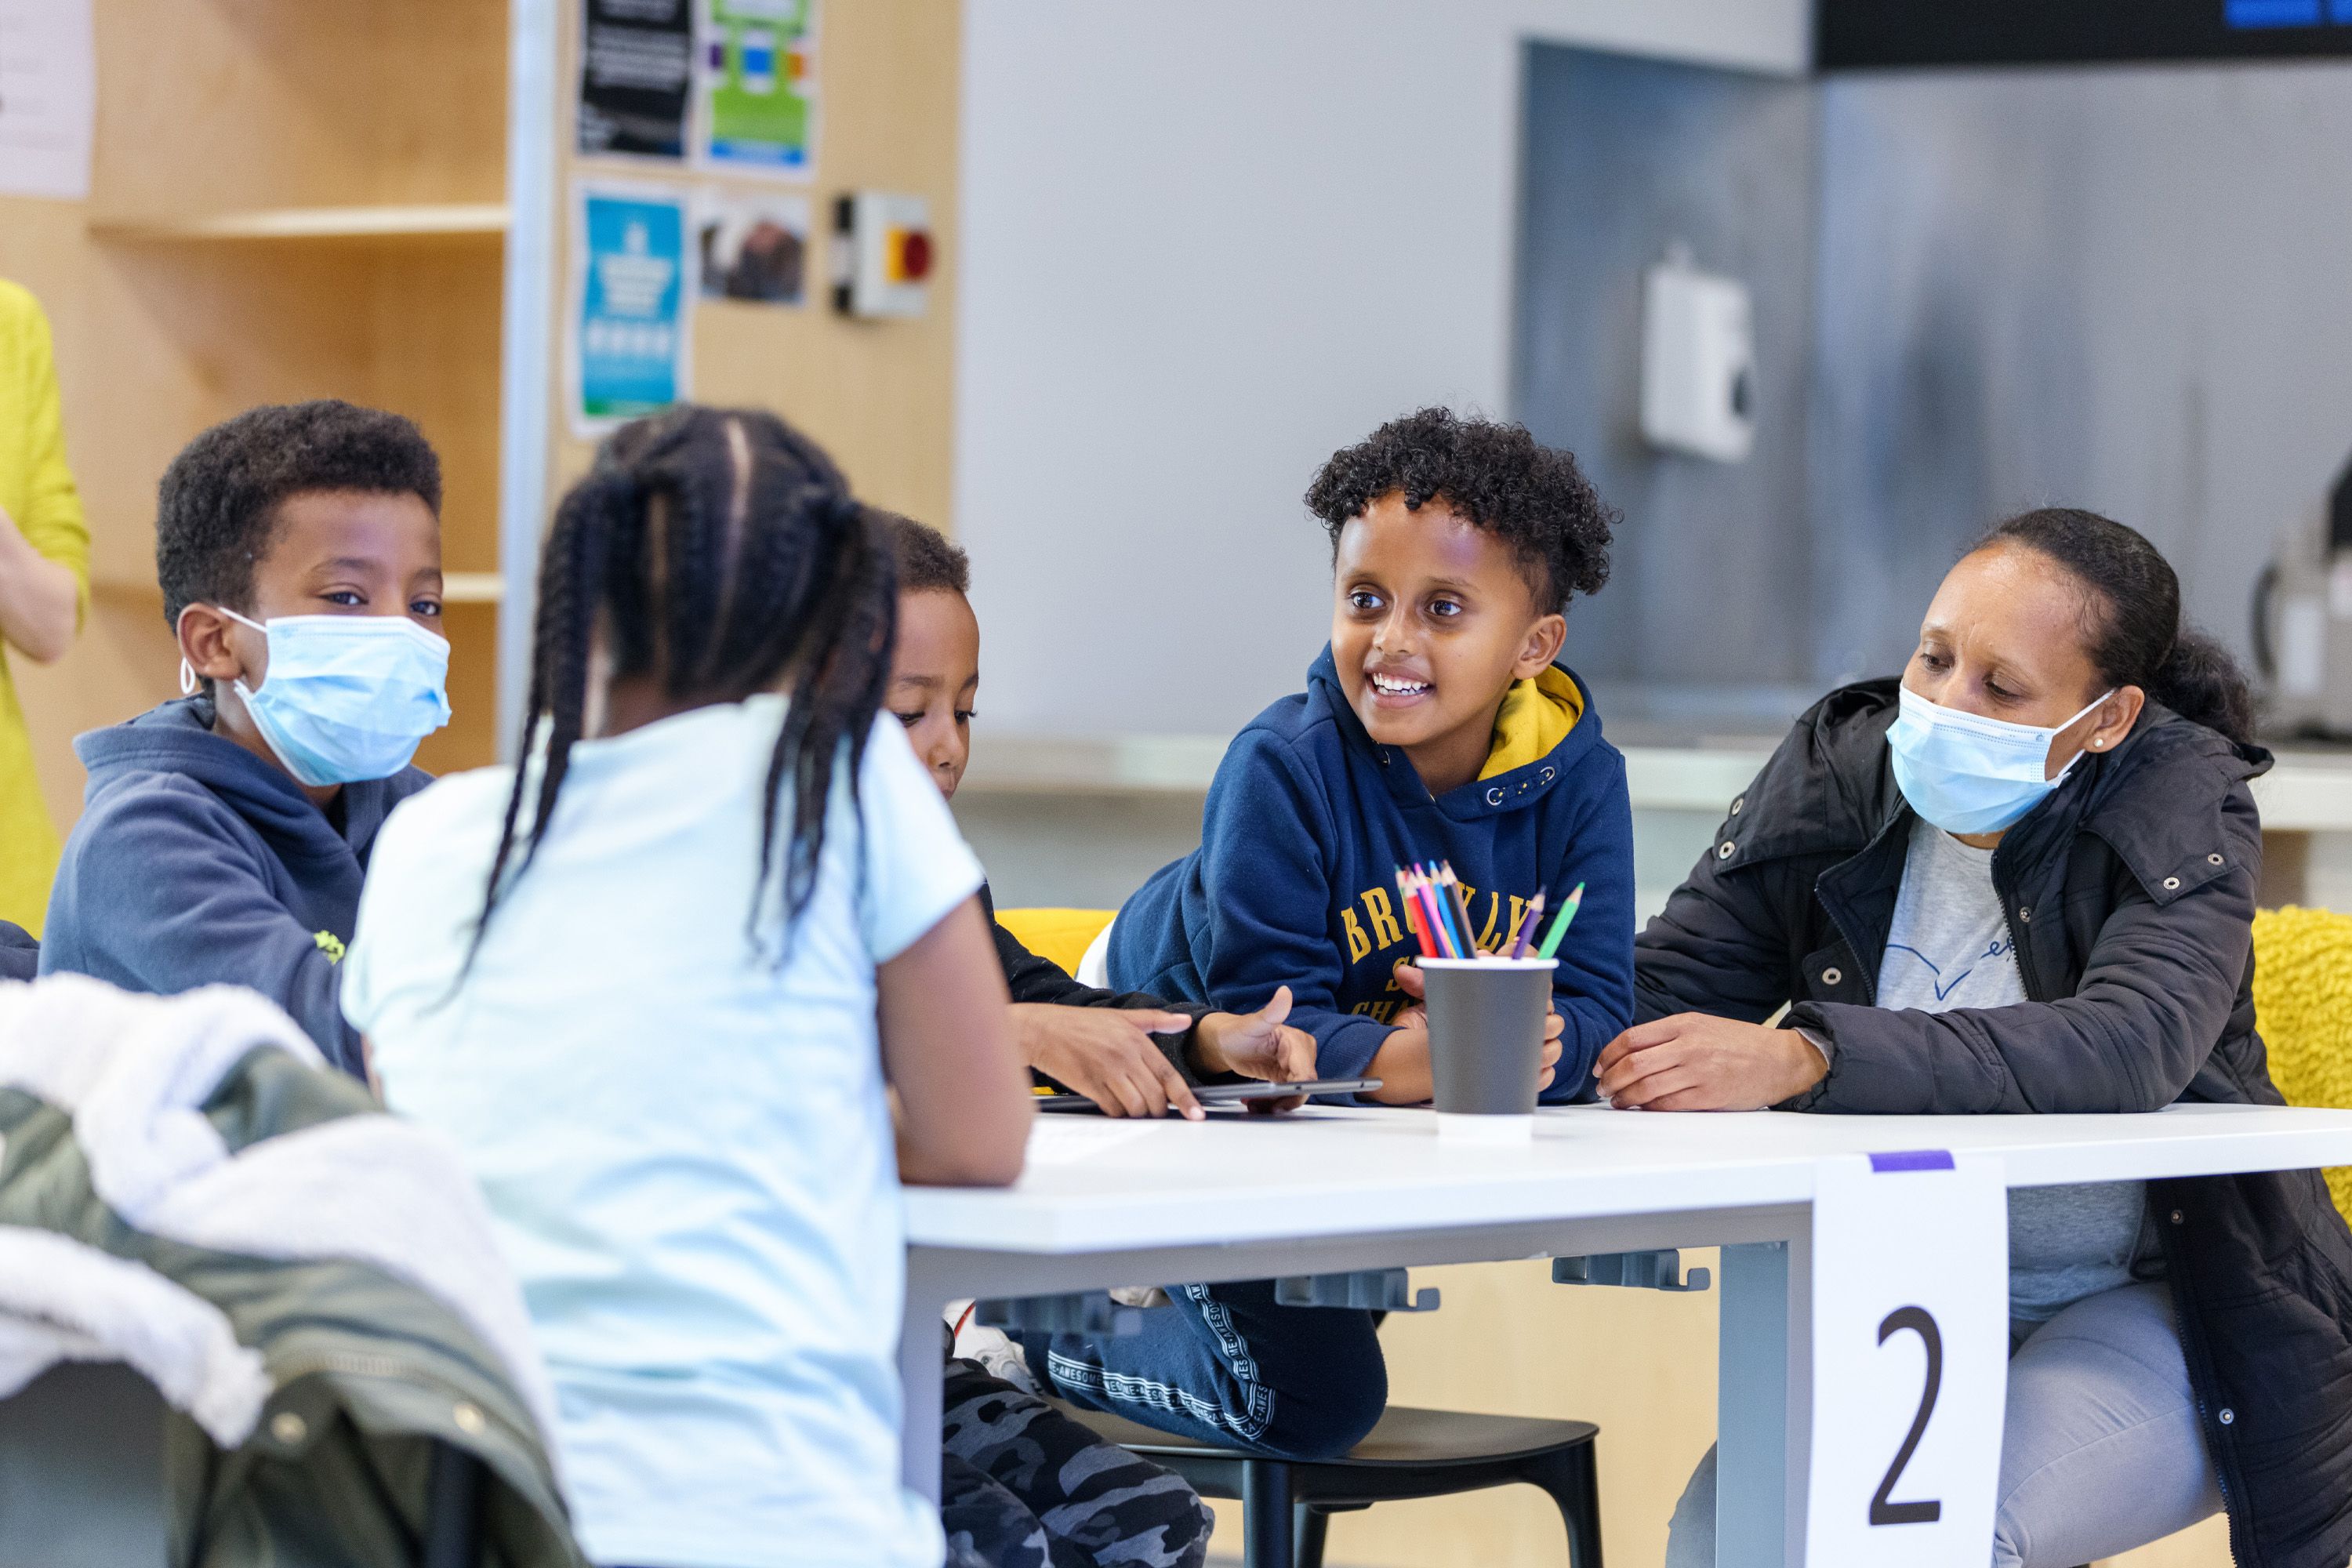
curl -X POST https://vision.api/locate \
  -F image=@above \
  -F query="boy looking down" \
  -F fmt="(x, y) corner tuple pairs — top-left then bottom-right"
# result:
(883, 510), (1315, 1112)
(42, 401), (448, 1076)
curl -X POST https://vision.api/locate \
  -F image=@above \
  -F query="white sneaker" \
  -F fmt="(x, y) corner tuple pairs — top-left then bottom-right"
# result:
(953, 1316), (1042, 1396)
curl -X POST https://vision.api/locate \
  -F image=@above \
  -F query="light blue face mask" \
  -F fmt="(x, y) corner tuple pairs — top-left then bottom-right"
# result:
(203, 609), (452, 787)
(1887, 683), (2114, 837)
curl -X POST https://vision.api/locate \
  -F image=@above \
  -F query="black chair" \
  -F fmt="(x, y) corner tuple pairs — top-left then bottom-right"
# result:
(1061, 1401), (1603, 1568)
(0, 1359), (486, 1568)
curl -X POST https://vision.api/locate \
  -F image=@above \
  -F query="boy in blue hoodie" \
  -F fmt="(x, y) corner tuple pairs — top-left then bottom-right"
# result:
(42, 401), (450, 1077)
(1018, 408), (1631, 1460)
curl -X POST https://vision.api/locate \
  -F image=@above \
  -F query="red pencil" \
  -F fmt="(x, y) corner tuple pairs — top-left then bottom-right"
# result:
(1412, 865), (1460, 958)
(1396, 869), (1438, 958)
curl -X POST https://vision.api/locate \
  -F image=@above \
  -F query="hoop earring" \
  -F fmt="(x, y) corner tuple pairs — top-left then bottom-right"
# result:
(179, 659), (198, 696)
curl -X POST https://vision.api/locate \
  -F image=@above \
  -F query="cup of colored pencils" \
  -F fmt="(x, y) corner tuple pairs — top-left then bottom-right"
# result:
(1395, 865), (1583, 1141)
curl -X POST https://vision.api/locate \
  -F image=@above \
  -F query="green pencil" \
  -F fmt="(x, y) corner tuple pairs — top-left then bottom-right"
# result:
(1534, 881), (1585, 960)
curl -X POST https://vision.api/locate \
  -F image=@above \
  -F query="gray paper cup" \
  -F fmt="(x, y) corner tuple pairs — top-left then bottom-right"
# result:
(1419, 956), (1556, 1142)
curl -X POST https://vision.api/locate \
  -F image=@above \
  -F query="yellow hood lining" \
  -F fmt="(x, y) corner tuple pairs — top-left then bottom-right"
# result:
(1479, 666), (1583, 782)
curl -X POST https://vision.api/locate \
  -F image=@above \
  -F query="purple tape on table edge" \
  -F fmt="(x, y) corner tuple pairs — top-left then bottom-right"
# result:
(1869, 1149), (1955, 1173)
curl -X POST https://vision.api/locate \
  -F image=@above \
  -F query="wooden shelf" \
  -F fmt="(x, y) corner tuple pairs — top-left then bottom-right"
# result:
(94, 575), (505, 604)
(89, 204), (508, 245)
(443, 572), (506, 604)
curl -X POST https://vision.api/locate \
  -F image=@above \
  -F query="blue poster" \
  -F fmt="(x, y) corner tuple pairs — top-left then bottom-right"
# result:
(573, 183), (693, 433)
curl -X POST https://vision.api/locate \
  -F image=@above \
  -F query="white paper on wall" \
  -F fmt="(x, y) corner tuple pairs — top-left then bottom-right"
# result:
(0, 0), (95, 201)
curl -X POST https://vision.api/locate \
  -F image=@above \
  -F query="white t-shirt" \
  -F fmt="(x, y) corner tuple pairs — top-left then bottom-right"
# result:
(344, 699), (982, 1568)
(1878, 815), (2147, 1323)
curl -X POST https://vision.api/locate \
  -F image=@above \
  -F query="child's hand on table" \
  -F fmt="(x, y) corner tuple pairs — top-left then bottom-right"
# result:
(1013, 1004), (1205, 1120)
(1190, 986), (1318, 1113)
(1363, 1000), (1564, 1105)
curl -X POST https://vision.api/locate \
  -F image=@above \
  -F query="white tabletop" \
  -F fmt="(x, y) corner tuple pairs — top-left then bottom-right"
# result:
(903, 1102), (2352, 1255)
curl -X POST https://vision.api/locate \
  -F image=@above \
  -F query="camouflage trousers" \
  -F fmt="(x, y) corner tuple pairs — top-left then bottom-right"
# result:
(939, 1356), (1214, 1568)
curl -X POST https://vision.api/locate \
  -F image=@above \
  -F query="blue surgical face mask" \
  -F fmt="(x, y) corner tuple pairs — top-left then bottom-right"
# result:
(201, 609), (452, 788)
(1887, 683), (2114, 837)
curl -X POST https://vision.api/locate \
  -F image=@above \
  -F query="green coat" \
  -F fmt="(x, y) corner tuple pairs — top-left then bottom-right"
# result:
(0, 1042), (585, 1568)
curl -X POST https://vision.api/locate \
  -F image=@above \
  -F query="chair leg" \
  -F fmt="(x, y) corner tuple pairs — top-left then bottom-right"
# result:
(421, 1442), (484, 1568)
(1519, 1443), (1604, 1568)
(1240, 1459), (1295, 1568)
(1293, 1502), (1330, 1568)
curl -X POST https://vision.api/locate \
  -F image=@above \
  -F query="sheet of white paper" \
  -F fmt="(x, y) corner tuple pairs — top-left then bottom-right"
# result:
(1806, 1149), (2009, 1567)
(1025, 1118), (1155, 1166)
(0, 0), (95, 201)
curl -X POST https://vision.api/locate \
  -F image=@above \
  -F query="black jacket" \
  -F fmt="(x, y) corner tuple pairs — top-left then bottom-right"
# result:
(978, 884), (1215, 1088)
(0, 920), (34, 982)
(1636, 678), (2352, 1568)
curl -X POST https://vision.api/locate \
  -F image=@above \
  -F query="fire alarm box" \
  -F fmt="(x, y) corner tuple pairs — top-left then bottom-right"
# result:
(1639, 244), (1756, 464)
(832, 191), (932, 318)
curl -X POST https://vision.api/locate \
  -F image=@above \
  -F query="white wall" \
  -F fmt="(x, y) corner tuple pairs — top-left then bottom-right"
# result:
(953, 0), (1812, 737)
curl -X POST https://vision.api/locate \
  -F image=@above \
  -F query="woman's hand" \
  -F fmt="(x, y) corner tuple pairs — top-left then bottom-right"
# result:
(1594, 1014), (1828, 1112)
(1013, 1003), (1204, 1120)
(1191, 987), (1318, 1112)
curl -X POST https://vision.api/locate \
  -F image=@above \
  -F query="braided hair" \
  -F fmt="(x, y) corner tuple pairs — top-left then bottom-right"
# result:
(472, 405), (896, 960)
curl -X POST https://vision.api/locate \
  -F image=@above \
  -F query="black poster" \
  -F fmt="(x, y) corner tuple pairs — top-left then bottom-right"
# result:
(577, 0), (692, 160)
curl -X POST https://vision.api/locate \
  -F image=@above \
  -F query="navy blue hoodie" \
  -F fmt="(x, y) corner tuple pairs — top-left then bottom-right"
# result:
(1108, 648), (1635, 1101)
(41, 699), (430, 1076)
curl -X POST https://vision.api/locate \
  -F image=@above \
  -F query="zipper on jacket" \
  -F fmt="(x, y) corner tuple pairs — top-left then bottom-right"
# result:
(1811, 808), (1912, 1008)
(2161, 1214), (2251, 1568)
(2190, 1382), (2244, 1567)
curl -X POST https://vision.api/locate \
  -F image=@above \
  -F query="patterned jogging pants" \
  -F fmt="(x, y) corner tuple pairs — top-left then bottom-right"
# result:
(939, 1356), (1213, 1568)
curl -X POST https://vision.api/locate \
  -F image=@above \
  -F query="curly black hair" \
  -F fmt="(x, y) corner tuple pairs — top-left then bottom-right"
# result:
(877, 507), (969, 596)
(154, 400), (443, 626)
(1304, 407), (1613, 614)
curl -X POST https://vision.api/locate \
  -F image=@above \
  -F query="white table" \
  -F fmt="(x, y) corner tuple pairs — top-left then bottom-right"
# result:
(902, 1102), (2352, 1567)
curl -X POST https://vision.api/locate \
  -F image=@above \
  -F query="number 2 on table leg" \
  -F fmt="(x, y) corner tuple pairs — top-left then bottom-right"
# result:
(1869, 1305), (1944, 1526)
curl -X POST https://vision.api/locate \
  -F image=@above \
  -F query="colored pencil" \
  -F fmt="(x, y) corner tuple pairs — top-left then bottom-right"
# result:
(1396, 869), (1438, 958)
(1420, 869), (1461, 958)
(1534, 882), (1586, 960)
(1399, 866), (1431, 956)
(1507, 890), (1547, 960)
(1437, 862), (1479, 953)
(1417, 865), (1464, 958)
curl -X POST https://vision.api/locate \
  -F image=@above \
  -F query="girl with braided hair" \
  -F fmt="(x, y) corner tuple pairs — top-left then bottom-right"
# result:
(344, 405), (1033, 1568)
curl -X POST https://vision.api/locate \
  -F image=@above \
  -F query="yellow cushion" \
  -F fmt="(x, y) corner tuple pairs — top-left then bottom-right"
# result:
(998, 907), (1116, 978)
(2253, 906), (2352, 1228)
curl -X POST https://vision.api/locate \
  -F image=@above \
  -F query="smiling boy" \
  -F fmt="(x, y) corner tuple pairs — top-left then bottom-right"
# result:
(41, 401), (449, 1076)
(1108, 405), (1633, 1104)
(1018, 410), (1632, 1465)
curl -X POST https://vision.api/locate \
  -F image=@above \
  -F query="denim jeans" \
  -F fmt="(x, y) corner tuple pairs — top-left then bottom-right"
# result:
(1011, 1278), (1388, 1461)
(1664, 1281), (2222, 1568)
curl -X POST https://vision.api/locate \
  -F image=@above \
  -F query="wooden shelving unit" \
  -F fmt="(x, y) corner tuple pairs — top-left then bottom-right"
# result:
(70, 0), (537, 775)
(6, 0), (953, 816)
(89, 205), (511, 245)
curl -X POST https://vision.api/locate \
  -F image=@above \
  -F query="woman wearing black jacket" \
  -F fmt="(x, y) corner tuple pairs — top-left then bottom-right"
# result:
(1607, 510), (2352, 1568)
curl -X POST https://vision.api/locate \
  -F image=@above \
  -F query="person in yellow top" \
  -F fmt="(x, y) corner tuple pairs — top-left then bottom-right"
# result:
(0, 281), (92, 934)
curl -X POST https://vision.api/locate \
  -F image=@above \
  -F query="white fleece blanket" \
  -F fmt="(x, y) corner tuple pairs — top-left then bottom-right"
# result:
(0, 975), (561, 1454)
